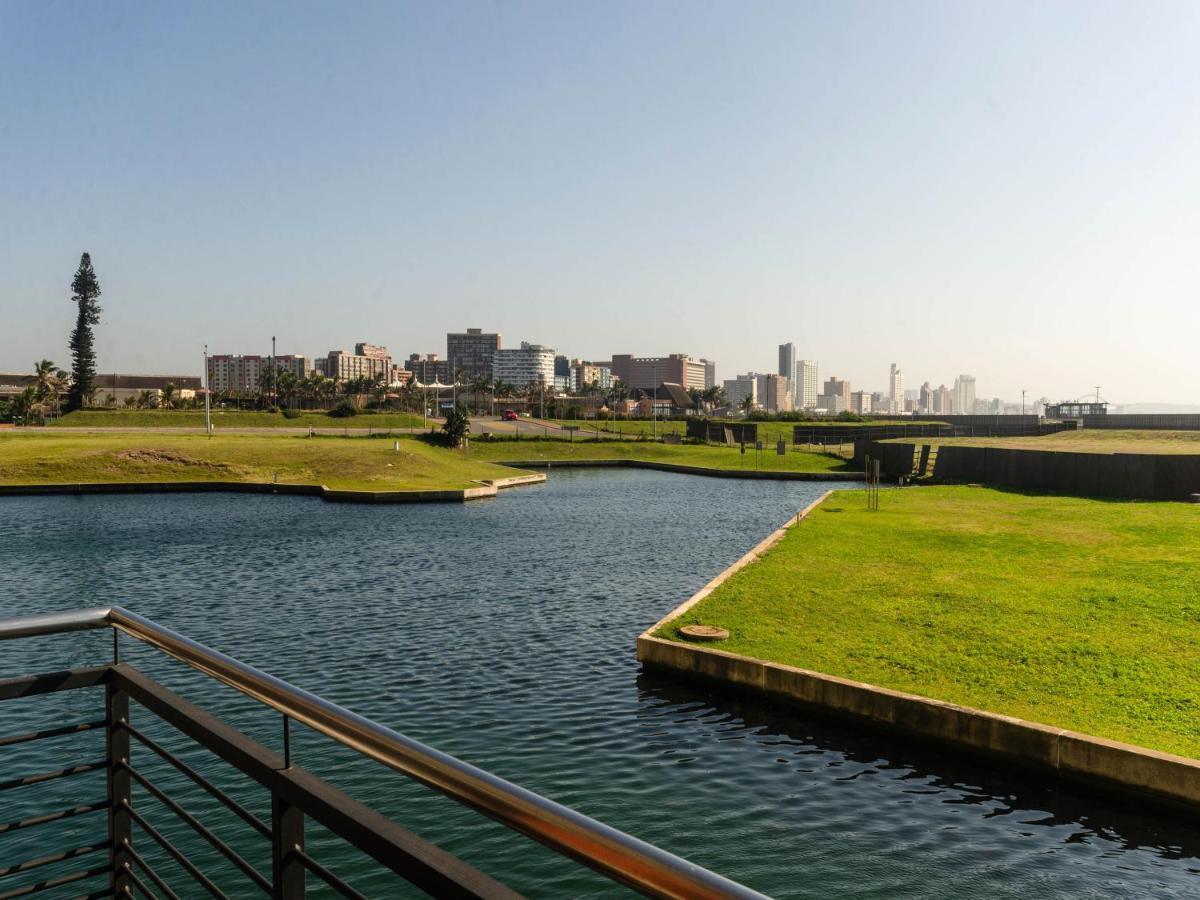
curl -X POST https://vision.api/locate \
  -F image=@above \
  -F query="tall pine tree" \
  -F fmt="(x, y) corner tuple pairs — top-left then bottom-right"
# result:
(67, 252), (102, 411)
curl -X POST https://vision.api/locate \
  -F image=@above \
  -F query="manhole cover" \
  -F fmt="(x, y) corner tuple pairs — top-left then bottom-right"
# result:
(679, 624), (730, 642)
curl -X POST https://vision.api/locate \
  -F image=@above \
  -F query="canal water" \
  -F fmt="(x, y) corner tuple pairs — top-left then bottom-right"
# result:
(2, 469), (1199, 898)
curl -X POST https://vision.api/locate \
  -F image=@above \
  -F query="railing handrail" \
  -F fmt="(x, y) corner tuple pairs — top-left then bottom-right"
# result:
(0, 607), (766, 899)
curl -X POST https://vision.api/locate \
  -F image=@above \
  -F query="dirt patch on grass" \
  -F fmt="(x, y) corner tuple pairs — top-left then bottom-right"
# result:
(115, 449), (230, 470)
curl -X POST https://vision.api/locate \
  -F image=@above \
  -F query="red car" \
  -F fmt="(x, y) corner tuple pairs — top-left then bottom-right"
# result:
(501, 410), (519, 421)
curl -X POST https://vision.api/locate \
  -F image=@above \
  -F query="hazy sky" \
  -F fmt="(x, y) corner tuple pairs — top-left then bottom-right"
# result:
(2, 1), (1197, 403)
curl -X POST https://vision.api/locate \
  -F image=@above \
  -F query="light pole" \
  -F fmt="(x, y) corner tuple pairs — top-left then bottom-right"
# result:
(1021, 389), (1026, 416)
(652, 365), (659, 439)
(203, 345), (212, 436)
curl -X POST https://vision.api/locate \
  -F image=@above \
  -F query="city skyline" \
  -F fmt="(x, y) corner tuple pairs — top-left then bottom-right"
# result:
(3, 2), (1199, 404)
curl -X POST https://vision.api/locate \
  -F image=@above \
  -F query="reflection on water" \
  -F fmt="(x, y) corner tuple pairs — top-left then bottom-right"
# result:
(1, 470), (1198, 898)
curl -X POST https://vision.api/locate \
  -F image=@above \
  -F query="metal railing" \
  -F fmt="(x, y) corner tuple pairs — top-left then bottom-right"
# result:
(0, 607), (765, 899)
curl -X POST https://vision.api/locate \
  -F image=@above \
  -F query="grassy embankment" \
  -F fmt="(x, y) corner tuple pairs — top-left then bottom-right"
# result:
(0, 432), (516, 492)
(52, 409), (426, 429)
(468, 438), (855, 473)
(660, 485), (1200, 757)
(887, 429), (1200, 455)
(550, 418), (941, 445)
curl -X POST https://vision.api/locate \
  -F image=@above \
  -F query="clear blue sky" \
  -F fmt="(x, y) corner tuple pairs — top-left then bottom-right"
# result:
(2, 1), (1197, 403)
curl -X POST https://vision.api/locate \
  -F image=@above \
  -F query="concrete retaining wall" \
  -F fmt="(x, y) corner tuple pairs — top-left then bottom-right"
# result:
(0, 473), (546, 505)
(502, 459), (864, 481)
(637, 636), (1200, 809)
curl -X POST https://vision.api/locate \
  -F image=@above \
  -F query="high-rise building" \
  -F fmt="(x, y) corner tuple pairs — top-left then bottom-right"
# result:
(723, 374), (757, 410)
(761, 374), (793, 414)
(610, 354), (715, 392)
(850, 391), (873, 415)
(446, 328), (501, 381)
(822, 377), (851, 407)
(493, 342), (556, 387)
(952, 375), (977, 415)
(778, 343), (796, 380)
(571, 361), (612, 392)
(919, 382), (932, 414)
(207, 354), (308, 394)
(323, 344), (391, 384)
(798, 360), (818, 409)
(888, 363), (904, 415)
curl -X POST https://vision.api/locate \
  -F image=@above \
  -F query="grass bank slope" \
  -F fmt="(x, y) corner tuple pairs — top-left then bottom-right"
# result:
(0, 432), (516, 492)
(53, 409), (425, 429)
(469, 439), (854, 473)
(660, 485), (1200, 757)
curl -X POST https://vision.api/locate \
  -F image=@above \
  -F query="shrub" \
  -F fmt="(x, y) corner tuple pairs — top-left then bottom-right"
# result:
(328, 400), (359, 418)
(281, 407), (302, 419)
(442, 406), (470, 447)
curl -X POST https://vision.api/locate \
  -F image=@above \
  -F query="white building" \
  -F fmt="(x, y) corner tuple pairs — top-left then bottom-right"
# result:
(888, 363), (904, 415)
(723, 374), (757, 410)
(492, 342), (556, 387)
(207, 354), (308, 394)
(798, 360), (818, 410)
(952, 374), (977, 415)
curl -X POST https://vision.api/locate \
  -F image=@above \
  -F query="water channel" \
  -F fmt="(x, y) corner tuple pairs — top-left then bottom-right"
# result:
(2, 469), (1199, 897)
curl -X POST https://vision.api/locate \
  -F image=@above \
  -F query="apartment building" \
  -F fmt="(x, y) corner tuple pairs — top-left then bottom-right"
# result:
(446, 328), (501, 380)
(322, 344), (391, 384)
(797, 360), (818, 409)
(572, 360), (612, 392)
(723, 374), (757, 410)
(492, 342), (556, 387)
(207, 354), (308, 393)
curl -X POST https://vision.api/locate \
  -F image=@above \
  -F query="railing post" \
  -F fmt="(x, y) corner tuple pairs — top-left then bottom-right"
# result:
(271, 793), (305, 898)
(106, 678), (133, 896)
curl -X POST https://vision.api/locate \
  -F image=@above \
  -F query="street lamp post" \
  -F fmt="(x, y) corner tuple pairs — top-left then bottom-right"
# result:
(203, 345), (212, 436)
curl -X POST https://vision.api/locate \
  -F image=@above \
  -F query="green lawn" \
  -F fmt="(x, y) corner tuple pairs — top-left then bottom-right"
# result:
(468, 438), (854, 473)
(660, 485), (1200, 757)
(52, 409), (426, 429)
(890, 429), (1200, 455)
(0, 432), (516, 492)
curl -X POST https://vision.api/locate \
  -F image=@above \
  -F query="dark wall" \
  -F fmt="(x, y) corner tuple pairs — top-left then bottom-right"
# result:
(1081, 414), (1200, 431)
(933, 445), (1200, 500)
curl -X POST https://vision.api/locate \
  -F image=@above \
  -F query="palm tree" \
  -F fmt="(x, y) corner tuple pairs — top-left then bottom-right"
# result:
(740, 395), (754, 417)
(470, 375), (492, 414)
(33, 359), (67, 419)
(136, 390), (154, 410)
(160, 382), (177, 410)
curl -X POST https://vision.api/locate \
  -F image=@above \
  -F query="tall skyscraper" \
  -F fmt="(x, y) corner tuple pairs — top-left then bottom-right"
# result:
(778, 343), (796, 381)
(952, 375), (976, 415)
(888, 363), (904, 414)
(798, 360), (818, 409)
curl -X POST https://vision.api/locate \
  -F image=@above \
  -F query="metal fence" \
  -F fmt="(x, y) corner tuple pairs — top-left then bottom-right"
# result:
(0, 607), (764, 899)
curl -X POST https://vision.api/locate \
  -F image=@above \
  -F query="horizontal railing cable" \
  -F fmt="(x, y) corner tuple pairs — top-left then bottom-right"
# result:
(294, 848), (370, 900)
(124, 764), (271, 894)
(0, 865), (109, 900)
(0, 802), (108, 836)
(0, 844), (107, 879)
(124, 803), (228, 900)
(128, 846), (182, 900)
(0, 720), (106, 749)
(0, 760), (107, 793)
(126, 722), (271, 839)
